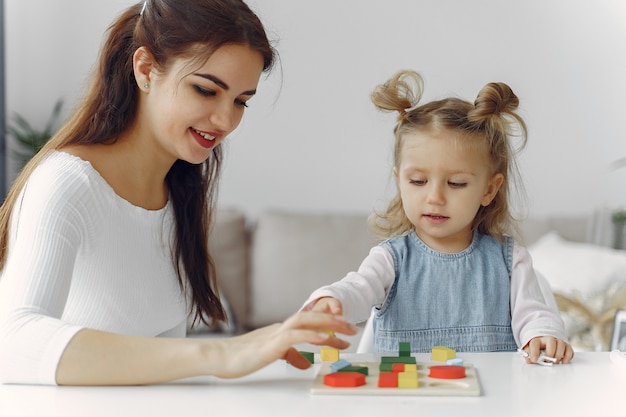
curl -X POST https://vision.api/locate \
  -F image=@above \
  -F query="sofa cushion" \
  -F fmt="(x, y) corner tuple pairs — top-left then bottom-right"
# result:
(210, 208), (250, 332)
(248, 210), (379, 328)
(529, 232), (626, 296)
(518, 216), (589, 246)
(528, 232), (626, 350)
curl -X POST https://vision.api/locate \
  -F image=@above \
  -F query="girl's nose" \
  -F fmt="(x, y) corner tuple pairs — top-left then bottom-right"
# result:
(426, 184), (445, 205)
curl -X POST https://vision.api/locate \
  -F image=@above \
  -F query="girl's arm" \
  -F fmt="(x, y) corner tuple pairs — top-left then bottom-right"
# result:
(301, 246), (395, 323)
(55, 312), (358, 385)
(510, 243), (573, 363)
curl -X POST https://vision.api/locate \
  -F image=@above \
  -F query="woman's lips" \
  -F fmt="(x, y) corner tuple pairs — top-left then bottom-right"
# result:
(190, 127), (218, 149)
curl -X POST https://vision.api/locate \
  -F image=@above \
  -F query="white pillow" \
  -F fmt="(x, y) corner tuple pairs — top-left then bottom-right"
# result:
(528, 231), (626, 297)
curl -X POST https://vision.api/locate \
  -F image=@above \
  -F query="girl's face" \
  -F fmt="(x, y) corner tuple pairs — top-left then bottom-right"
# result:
(140, 43), (265, 165)
(394, 128), (503, 253)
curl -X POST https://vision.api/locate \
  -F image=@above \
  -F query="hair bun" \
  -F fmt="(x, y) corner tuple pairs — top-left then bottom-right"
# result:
(371, 70), (424, 118)
(469, 82), (519, 123)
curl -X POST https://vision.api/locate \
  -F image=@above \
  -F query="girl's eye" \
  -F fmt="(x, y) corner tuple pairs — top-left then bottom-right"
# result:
(194, 85), (215, 97)
(409, 179), (426, 186)
(448, 182), (467, 188)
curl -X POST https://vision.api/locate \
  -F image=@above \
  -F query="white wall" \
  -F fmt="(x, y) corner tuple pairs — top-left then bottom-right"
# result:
(6, 0), (626, 219)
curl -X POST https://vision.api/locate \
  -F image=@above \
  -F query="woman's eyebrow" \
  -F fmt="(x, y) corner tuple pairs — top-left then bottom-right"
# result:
(194, 73), (257, 96)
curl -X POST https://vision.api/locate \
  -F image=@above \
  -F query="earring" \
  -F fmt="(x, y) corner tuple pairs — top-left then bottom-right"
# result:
(143, 83), (149, 89)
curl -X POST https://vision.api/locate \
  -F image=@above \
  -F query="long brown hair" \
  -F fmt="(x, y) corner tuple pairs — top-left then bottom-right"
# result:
(369, 70), (527, 241)
(0, 0), (276, 327)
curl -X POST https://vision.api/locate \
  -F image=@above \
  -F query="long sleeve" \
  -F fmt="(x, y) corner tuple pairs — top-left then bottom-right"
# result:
(0, 152), (188, 385)
(0, 158), (87, 384)
(510, 242), (567, 348)
(301, 246), (395, 323)
(301, 239), (567, 349)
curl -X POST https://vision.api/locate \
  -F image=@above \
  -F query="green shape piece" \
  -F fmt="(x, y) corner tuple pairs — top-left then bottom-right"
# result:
(399, 342), (411, 357)
(298, 351), (315, 364)
(339, 365), (369, 376)
(379, 363), (394, 372)
(381, 356), (416, 364)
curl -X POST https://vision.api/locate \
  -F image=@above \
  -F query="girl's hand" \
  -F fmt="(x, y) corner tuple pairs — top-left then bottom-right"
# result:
(206, 310), (358, 378)
(522, 336), (574, 364)
(310, 297), (343, 316)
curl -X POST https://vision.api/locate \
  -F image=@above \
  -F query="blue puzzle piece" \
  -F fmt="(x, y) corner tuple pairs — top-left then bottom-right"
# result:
(330, 359), (351, 373)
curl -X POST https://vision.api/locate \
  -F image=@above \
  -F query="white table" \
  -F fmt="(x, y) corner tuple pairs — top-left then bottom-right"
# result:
(0, 352), (624, 417)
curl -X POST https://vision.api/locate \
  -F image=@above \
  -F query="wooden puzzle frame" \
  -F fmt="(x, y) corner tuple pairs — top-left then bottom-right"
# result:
(311, 360), (481, 396)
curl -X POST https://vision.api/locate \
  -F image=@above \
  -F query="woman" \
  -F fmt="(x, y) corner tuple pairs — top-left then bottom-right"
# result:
(0, 0), (357, 386)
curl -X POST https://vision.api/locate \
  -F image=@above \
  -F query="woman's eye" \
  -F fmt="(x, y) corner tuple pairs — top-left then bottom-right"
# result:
(194, 85), (248, 108)
(194, 85), (215, 97)
(235, 98), (249, 108)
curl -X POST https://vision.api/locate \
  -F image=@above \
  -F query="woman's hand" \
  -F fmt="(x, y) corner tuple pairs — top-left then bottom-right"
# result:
(205, 310), (358, 378)
(522, 336), (574, 364)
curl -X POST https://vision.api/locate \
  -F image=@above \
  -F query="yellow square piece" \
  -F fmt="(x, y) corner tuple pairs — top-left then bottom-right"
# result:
(320, 347), (339, 362)
(431, 345), (456, 362)
(404, 363), (417, 372)
(398, 371), (419, 388)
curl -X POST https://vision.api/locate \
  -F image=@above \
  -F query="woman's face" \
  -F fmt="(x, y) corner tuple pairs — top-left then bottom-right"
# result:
(141, 43), (265, 165)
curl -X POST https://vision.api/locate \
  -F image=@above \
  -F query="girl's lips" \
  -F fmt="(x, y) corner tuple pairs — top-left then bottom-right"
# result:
(423, 214), (449, 224)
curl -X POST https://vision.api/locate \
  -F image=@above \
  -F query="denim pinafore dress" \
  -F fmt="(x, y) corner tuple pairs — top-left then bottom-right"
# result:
(372, 231), (518, 353)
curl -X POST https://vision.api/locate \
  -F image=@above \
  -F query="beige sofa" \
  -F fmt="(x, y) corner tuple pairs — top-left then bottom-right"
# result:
(196, 208), (626, 352)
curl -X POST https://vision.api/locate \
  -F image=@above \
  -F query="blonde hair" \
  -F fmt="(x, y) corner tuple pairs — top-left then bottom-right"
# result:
(369, 70), (527, 241)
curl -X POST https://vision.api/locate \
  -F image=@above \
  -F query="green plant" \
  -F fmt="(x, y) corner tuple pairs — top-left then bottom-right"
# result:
(7, 99), (63, 169)
(612, 209), (626, 250)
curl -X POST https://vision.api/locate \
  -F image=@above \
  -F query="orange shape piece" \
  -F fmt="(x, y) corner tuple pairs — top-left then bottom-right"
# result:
(378, 372), (398, 388)
(429, 365), (466, 379)
(324, 371), (366, 387)
(392, 363), (405, 373)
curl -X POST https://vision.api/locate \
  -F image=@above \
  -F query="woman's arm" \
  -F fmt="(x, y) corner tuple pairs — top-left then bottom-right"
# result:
(2, 159), (359, 386)
(56, 312), (358, 385)
(0, 158), (88, 384)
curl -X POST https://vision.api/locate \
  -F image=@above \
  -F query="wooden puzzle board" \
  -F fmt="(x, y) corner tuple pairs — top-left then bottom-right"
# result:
(311, 361), (481, 396)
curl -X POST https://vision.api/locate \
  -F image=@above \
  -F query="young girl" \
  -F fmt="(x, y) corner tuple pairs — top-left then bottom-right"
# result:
(0, 0), (357, 386)
(303, 70), (573, 364)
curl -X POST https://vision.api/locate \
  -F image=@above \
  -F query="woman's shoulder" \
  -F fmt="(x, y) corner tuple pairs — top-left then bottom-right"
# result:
(29, 151), (100, 193)
(20, 151), (112, 214)
(38, 149), (94, 172)
(10, 152), (106, 232)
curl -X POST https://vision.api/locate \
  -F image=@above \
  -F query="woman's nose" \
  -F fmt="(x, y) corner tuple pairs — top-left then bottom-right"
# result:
(209, 101), (236, 133)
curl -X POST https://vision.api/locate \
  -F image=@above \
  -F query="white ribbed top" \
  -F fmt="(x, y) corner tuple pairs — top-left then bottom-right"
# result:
(0, 151), (188, 385)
